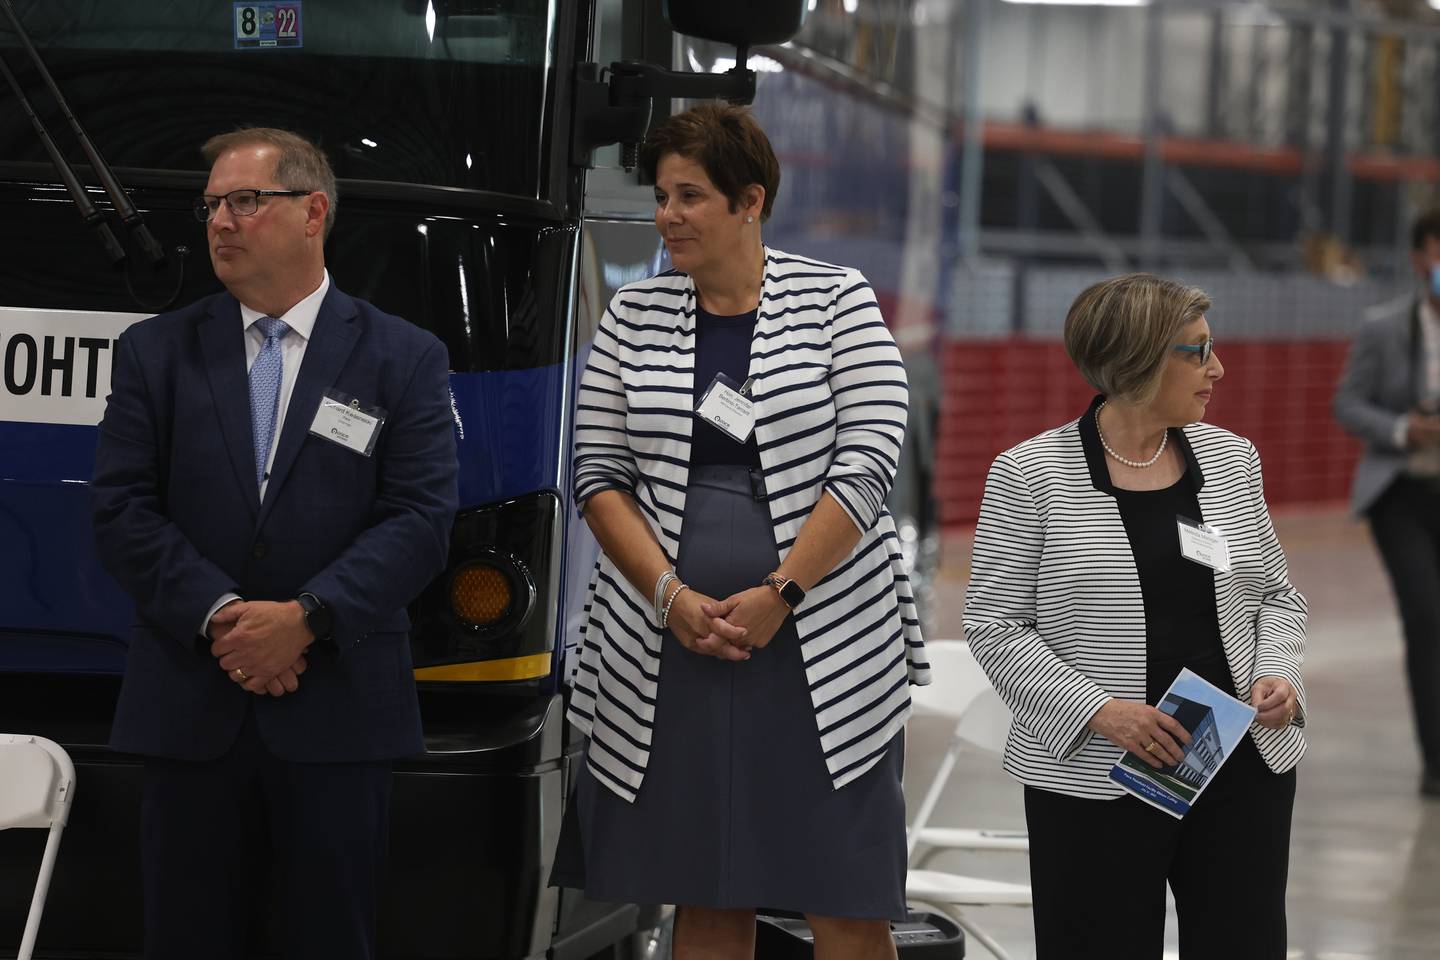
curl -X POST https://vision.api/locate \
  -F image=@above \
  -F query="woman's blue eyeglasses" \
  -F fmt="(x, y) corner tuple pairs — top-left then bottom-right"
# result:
(1173, 337), (1215, 365)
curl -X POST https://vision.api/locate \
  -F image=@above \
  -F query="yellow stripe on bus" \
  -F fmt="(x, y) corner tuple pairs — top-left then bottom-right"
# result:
(412, 652), (552, 682)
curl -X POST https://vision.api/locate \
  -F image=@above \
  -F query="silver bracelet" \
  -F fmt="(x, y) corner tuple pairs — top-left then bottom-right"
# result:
(654, 570), (677, 623)
(661, 583), (689, 628)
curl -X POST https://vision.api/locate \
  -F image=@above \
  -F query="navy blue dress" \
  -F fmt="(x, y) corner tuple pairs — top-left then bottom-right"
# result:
(553, 305), (909, 920)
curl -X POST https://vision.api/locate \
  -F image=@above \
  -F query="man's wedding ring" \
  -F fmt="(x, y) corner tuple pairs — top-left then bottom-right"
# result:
(234, 667), (248, 682)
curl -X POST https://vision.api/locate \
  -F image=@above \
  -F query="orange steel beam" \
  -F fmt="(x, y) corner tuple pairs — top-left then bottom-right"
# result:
(978, 122), (1305, 173)
(976, 121), (1440, 182)
(1349, 154), (1440, 182)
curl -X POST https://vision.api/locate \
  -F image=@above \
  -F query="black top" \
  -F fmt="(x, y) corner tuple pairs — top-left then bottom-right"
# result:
(690, 306), (761, 468)
(1077, 396), (1230, 703)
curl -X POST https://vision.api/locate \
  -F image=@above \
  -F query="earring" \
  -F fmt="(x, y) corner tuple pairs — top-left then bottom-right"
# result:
(745, 216), (754, 224)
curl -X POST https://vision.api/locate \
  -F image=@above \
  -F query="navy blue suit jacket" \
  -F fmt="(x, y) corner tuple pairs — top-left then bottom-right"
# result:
(92, 284), (458, 763)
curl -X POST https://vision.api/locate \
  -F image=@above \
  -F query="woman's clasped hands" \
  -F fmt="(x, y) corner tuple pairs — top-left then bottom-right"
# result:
(667, 589), (749, 661)
(666, 584), (791, 661)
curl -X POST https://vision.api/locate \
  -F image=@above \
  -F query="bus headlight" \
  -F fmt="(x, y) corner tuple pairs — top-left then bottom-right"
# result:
(449, 562), (514, 627)
(409, 491), (558, 682)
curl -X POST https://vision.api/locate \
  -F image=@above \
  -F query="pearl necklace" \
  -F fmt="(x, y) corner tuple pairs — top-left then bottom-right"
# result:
(1095, 401), (1168, 468)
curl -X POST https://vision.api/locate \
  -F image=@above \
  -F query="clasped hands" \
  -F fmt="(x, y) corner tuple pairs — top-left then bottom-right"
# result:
(208, 599), (313, 697)
(667, 585), (790, 662)
(1088, 676), (1300, 770)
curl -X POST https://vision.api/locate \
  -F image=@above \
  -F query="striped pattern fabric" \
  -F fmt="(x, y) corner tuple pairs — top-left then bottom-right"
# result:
(568, 248), (931, 803)
(963, 416), (1308, 799)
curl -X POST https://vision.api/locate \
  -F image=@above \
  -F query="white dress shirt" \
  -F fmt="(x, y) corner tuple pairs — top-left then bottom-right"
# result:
(200, 271), (330, 636)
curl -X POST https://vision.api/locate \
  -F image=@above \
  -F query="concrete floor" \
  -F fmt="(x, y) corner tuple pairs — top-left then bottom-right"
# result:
(907, 509), (1440, 960)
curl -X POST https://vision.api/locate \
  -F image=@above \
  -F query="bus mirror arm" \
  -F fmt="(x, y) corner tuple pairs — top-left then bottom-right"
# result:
(1, 0), (169, 269)
(0, 51), (127, 267)
(571, 50), (757, 171)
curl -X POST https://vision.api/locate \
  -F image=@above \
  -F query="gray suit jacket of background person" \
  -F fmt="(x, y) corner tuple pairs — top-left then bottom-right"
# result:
(1333, 296), (1422, 515)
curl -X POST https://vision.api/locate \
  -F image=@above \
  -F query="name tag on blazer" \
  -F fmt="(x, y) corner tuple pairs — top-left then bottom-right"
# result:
(1176, 515), (1231, 573)
(695, 373), (756, 443)
(309, 389), (386, 457)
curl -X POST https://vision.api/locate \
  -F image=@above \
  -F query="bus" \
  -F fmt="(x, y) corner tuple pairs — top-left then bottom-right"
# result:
(0, 1), (826, 956)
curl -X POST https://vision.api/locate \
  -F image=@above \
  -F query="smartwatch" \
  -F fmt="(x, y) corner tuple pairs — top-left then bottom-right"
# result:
(763, 573), (805, 609)
(296, 592), (333, 642)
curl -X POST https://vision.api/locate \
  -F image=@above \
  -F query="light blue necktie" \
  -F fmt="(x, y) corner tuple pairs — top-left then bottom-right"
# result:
(249, 316), (290, 489)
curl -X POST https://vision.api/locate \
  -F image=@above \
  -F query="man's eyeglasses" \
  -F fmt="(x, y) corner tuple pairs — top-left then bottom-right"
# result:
(1172, 337), (1215, 365)
(193, 188), (311, 223)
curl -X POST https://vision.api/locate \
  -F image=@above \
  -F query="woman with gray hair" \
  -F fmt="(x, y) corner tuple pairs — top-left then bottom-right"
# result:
(963, 274), (1306, 958)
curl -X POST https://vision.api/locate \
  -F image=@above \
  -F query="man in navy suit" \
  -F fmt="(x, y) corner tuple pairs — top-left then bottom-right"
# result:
(91, 127), (458, 958)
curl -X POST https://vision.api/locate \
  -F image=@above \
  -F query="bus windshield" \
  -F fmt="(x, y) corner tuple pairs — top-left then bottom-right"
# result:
(0, 0), (558, 197)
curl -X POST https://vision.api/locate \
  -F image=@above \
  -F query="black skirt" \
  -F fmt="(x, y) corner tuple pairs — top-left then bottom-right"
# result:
(553, 465), (908, 920)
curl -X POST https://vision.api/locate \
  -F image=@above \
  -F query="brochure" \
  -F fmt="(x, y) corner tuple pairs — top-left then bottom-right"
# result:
(1107, 667), (1257, 819)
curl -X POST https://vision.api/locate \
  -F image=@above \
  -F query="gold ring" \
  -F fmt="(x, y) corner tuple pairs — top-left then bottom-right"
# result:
(1143, 740), (1159, 754)
(234, 667), (248, 682)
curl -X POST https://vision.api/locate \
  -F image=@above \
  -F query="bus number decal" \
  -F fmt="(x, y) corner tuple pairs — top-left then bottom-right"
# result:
(276, 6), (299, 39)
(233, 3), (303, 50)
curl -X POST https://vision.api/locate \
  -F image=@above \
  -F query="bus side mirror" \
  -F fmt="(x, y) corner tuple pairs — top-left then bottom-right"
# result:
(665, 0), (807, 48)
(570, 0), (807, 170)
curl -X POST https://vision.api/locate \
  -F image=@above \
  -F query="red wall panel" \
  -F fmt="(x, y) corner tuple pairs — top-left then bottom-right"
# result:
(935, 338), (1363, 526)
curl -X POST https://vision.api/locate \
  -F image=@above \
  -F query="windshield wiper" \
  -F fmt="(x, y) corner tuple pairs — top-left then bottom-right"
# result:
(0, 50), (125, 265)
(1, 0), (167, 266)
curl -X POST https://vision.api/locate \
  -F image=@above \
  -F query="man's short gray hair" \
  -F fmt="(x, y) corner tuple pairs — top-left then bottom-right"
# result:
(201, 127), (338, 238)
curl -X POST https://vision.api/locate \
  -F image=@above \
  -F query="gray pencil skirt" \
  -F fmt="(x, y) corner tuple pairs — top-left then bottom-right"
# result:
(557, 464), (908, 920)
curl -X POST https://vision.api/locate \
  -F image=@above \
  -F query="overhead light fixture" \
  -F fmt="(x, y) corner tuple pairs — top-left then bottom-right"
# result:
(711, 55), (783, 74)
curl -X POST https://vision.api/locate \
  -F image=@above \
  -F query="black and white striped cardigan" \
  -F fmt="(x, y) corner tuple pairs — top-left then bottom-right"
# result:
(963, 406), (1307, 799)
(568, 248), (931, 803)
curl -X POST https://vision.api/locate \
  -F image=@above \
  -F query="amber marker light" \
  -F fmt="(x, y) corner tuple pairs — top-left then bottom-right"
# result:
(450, 563), (513, 627)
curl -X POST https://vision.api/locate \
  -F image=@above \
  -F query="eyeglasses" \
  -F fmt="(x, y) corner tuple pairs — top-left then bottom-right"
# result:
(1172, 336), (1215, 365)
(193, 188), (311, 223)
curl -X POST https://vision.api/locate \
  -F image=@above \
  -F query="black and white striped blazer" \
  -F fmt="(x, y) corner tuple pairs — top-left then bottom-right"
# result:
(568, 248), (931, 803)
(963, 403), (1307, 799)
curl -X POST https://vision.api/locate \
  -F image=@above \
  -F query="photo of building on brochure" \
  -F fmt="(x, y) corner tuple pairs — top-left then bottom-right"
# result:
(1109, 668), (1258, 818)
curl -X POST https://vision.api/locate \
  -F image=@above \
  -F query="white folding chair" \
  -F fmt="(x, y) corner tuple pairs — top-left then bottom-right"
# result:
(908, 640), (1030, 864)
(1, 734), (76, 960)
(906, 641), (1032, 960)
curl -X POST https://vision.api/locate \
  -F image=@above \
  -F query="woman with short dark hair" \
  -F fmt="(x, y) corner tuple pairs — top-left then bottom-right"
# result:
(558, 102), (930, 959)
(965, 273), (1306, 959)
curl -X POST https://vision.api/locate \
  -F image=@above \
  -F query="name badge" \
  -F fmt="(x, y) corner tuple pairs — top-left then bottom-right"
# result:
(309, 389), (386, 457)
(695, 373), (755, 443)
(1176, 516), (1230, 573)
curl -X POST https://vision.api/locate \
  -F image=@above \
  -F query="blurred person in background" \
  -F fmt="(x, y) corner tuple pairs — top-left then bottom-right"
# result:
(1334, 208), (1440, 799)
(552, 102), (929, 960)
(965, 274), (1307, 959)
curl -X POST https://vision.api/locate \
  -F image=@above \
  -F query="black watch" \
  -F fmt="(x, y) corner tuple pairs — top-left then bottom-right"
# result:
(763, 573), (805, 610)
(296, 592), (333, 642)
